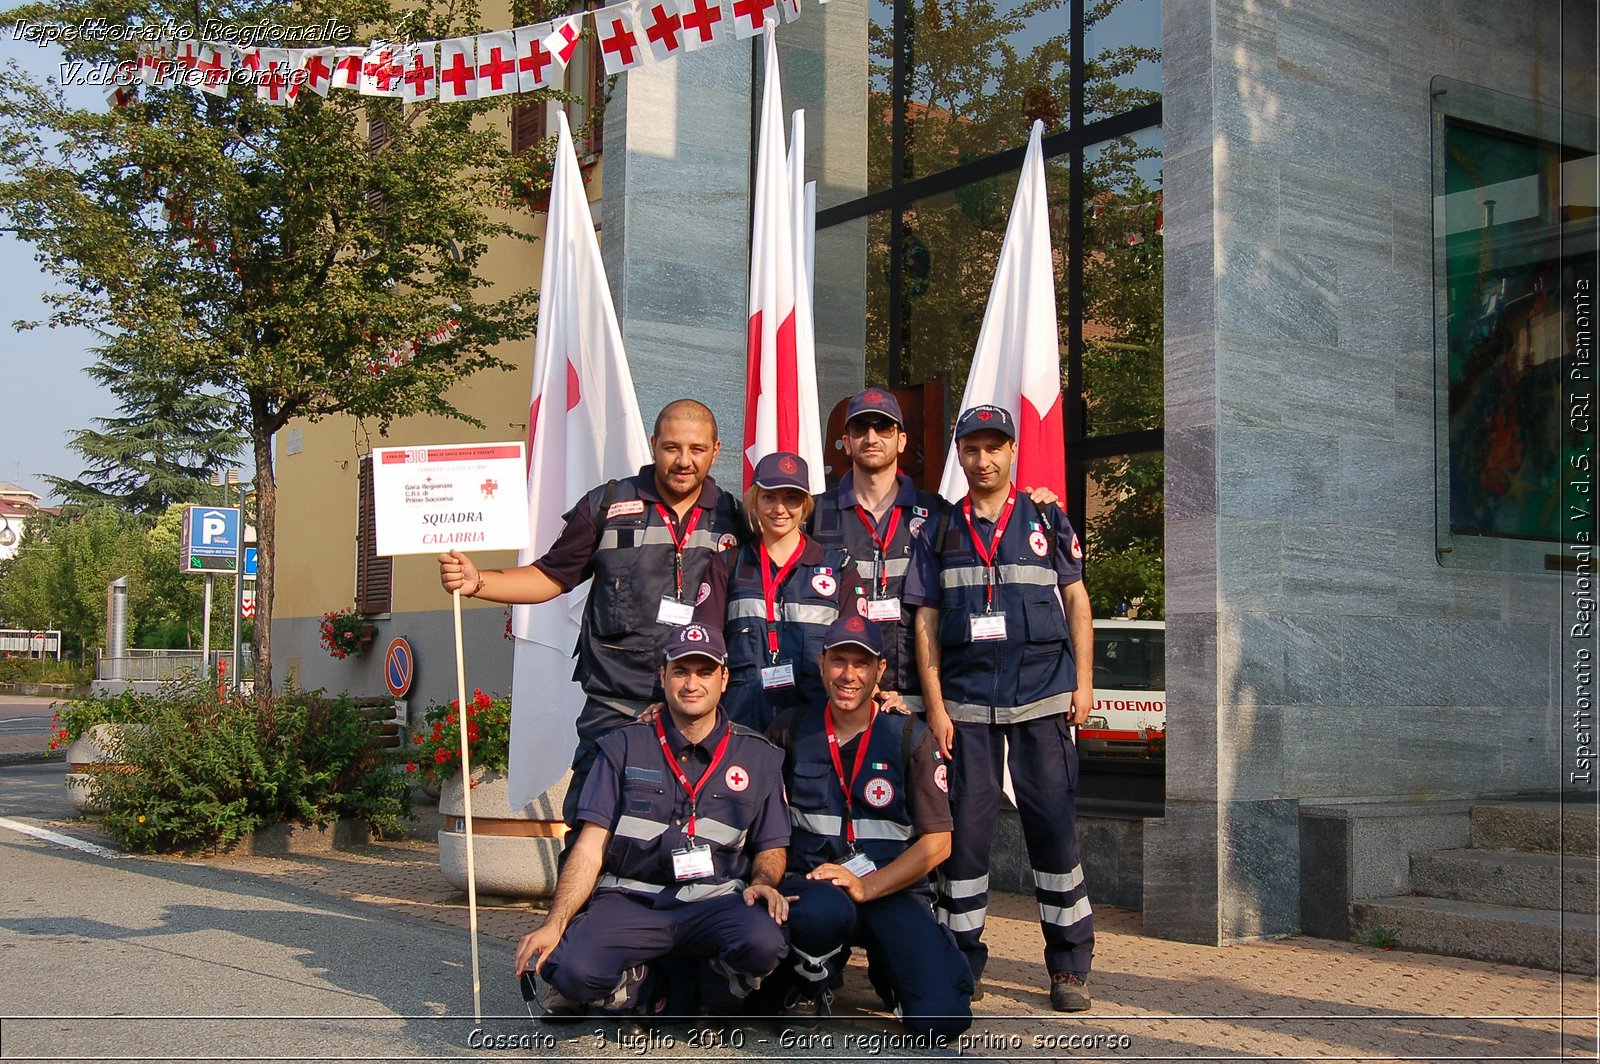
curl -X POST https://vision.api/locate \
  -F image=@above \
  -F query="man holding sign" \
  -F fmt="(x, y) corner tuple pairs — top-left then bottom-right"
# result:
(439, 399), (745, 829)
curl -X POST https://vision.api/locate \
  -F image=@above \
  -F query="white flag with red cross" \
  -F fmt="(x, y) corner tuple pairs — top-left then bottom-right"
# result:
(742, 22), (825, 491)
(732, 0), (778, 38)
(399, 43), (438, 102)
(542, 15), (584, 74)
(256, 48), (292, 105)
(512, 24), (558, 92)
(195, 44), (230, 96)
(510, 110), (652, 805)
(173, 38), (200, 75)
(677, 0), (731, 50)
(359, 42), (404, 96)
(636, 0), (685, 62)
(436, 38), (478, 101)
(938, 119), (1067, 503)
(477, 31), (519, 96)
(297, 48), (336, 98)
(595, 4), (648, 75)
(330, 46), (364, 89)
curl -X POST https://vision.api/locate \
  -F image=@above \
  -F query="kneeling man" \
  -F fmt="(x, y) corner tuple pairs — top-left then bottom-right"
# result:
(767, 616), (973, 1037)
(514, 623), (792, 1018)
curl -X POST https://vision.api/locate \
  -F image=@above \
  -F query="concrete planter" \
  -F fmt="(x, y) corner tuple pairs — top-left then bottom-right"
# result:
(224, 820), (371, 855)
(438, 769), (570, 899)
(63, 722), (138, 814)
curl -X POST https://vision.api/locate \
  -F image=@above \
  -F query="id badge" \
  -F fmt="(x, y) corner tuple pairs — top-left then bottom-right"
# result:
(672, 844), (716, 881)
(841, 850), (878, 877)
(970, 613), (1008, 641)
(656, 597), (695, 626)
(761, 662), (796, 689)
(866, 597), (902, 622)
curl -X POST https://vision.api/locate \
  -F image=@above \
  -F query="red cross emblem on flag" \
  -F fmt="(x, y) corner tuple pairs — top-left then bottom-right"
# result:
(641, 2), (684, 60)
(725, 765), (749, 792)
(863, 777), (894, 808)
(481, 478), (498, 499)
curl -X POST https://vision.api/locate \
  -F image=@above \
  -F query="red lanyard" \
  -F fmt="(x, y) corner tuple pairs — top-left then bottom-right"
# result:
(823, 702), (878, 847)
(655, 504), (702, 600)
(654, 714), (732, 841)
(962, 487), (1016, 612)
(853, 505), (902, 598)
(758, 536), (806, 662)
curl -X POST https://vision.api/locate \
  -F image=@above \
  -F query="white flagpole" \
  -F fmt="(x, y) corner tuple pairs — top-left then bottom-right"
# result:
(451, 589), (482, 1023)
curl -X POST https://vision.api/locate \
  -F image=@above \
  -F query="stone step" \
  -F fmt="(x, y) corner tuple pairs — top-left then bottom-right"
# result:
(1351, 895), (1598, 975)
(1410, 848), (1597, 913)
(1470, 801), (1598, 857)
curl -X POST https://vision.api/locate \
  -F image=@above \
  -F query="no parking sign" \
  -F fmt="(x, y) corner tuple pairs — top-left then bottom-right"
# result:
(384, 636), (415, 698)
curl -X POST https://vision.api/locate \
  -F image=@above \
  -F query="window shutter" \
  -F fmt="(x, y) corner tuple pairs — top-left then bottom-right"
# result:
(511, 101), (548, 154)
(356, 456), (393, 614)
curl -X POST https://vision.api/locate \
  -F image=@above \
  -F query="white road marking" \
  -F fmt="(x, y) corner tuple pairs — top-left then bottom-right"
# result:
(0, 817), (128, 859)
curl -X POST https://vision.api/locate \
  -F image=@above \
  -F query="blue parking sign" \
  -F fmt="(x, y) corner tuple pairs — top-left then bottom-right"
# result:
(182, 506), (241, 573)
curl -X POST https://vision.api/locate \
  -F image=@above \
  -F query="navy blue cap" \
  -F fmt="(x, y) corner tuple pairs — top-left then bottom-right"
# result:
(821, 614), (885, 657)
(953, 404), (1016, 441)
(662, 623), (727, 664)
(752, 451), (811, 492)
(844, 387), (904, 428)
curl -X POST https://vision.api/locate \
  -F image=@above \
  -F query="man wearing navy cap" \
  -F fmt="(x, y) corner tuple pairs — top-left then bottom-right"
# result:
(905, 403), (1096, 1012)
(763, 615), (973, 1036)
(809, 387), (1062, 714)
(514, 623), (791, 1021)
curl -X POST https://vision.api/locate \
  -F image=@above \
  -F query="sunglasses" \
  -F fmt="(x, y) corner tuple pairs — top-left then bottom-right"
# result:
(847, 417), (900, 436)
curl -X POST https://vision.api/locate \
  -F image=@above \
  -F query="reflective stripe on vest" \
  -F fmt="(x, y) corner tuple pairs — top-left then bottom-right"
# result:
(939, 563), (1059, 589)
(728, 599), (840, 626)
(942, 692), (1074, 725)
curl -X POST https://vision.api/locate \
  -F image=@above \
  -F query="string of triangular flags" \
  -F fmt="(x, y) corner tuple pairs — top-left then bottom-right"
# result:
(111, 0), (813, 108)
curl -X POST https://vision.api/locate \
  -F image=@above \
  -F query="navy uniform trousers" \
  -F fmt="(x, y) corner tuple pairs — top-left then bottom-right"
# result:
(782, 876), (972, 1037)
(936, 714), (1094, 979)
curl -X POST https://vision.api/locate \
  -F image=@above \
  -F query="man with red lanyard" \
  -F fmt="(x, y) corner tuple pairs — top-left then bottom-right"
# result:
(439, 399), (743, 834)
(514, 623), (791, 1023)
(809, 387), (1063, 714)
(763, 616), (972, 1036)
(905, 404), (1096, 1012)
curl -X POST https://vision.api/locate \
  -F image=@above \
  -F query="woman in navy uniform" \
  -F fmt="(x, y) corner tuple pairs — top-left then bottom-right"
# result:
(722, 452), (857, 731)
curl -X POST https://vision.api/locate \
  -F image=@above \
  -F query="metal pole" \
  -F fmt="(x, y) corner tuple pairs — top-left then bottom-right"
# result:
(231, 473), (244, 692)
(201, 573), (213, 677)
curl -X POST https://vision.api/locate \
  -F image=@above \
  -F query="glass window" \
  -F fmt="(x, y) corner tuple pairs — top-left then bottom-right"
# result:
(1082, 125), (1163, 435)
(1079, 451), (1164, 619)
(898, 0), (1072, 184)
(1084, 0), (1161, 120)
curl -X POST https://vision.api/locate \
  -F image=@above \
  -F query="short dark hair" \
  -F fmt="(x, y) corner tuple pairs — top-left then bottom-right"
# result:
(653, 399), (719, 441)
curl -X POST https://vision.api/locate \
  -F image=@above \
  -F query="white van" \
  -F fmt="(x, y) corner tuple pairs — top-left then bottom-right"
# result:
(1078, 618), (1165, 758)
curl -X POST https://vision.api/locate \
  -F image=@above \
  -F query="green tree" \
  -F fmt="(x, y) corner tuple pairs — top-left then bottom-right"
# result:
(0, 0), (563, 691)
(46, 340), (246, 515)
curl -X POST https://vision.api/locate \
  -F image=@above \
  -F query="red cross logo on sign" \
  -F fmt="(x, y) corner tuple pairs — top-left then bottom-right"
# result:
(864, 777), (894, 808)
(481, 478), (498, 499)
(725, 766), (749, 792)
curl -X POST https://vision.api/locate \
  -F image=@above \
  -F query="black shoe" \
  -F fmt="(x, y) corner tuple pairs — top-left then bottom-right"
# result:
(1049, 972), (1091, 1013)
(778, 987), (832, 1032)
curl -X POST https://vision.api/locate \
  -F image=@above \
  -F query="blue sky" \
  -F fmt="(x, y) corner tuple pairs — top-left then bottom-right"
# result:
(1, 31), (115, 502)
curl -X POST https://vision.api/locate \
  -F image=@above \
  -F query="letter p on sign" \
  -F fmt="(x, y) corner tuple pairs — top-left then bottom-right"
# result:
(202, 515), (227, 544)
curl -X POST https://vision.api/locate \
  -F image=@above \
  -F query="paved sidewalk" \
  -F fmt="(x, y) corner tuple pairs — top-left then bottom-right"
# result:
(50, 805), (1600, 1060)
(5, 743), (1595, 1060)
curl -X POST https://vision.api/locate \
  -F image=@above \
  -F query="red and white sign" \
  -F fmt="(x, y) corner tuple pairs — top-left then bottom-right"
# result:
(371, 444), (530, 556)
(542, 16), (584, 72)
(329, 47), (364, 89)
(638, 0), (685, 61)
(240, 589), (256, 619)
(725, 765), (749, 792)
(596, 8), (646, 74)
(399, 44), (438, 102)
(863, 777), (894, 808)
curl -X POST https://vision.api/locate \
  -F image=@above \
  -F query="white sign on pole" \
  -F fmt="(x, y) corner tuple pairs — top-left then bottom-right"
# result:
(371, 443), (531, 557)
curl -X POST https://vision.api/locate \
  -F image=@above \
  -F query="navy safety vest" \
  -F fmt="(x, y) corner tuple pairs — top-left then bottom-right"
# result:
(594, 717), (785, 909)
(934, 493), (1077, 724)
(780, 706), (931, 896)
(575, 472), (744, 702)
(723, 538), (853, 731)
(810, 477), (947, 695)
